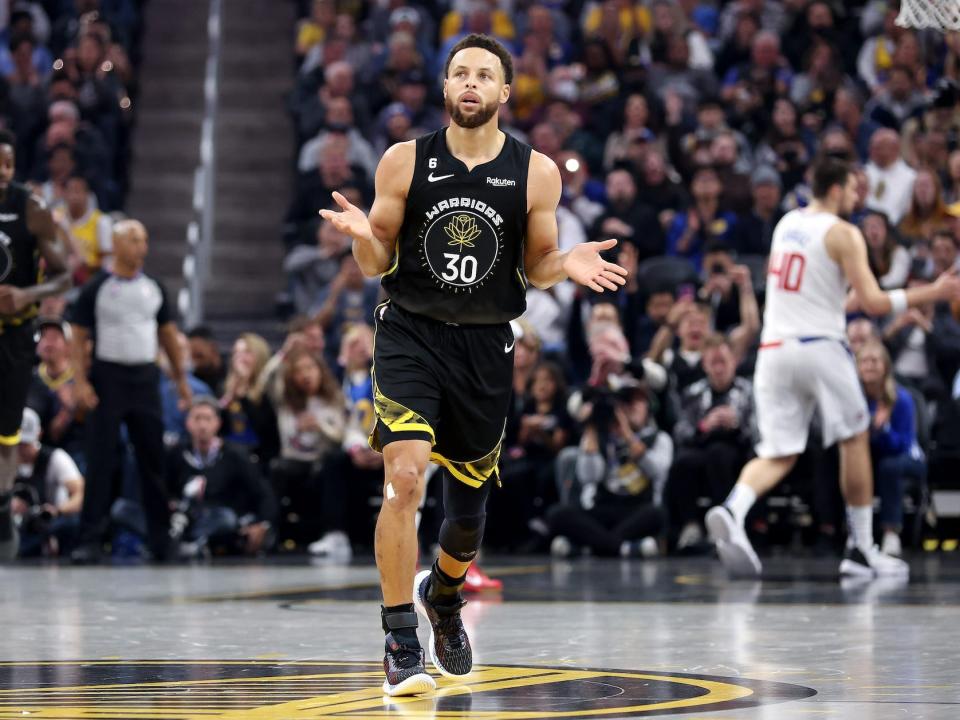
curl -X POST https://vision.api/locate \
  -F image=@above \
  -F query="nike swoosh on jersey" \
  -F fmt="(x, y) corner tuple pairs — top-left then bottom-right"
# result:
(504, 340), (515, 352)
(427, 172), (454, 182)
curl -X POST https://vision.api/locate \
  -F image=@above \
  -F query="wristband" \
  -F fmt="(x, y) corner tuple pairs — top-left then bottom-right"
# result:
(887, 289), (907, 315)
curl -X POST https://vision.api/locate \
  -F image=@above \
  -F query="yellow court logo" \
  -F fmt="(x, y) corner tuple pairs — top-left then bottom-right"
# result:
(0, 660), (816, 719)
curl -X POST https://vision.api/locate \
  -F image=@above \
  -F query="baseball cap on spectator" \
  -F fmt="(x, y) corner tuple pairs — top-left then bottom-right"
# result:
(390, 7), (420, 29)
(36, 316), (72, 341)
(383, 102), (414, 123)
(692, 6), (719, 35)
(751, 165), (782, 190)
(19, 407), (42, 446)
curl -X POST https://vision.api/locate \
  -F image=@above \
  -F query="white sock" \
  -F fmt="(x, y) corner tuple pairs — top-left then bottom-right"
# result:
(724, 484), (757, 526)
(847, 505), (874, 551)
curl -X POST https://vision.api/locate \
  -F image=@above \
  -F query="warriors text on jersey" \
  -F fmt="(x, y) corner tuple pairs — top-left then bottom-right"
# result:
(381, 128), (532, 324)
(0, 182), (39, 322)
(761, 208), (848, 343)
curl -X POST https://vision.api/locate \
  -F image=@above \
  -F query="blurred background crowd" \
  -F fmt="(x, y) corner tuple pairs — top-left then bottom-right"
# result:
(9, 0), (960, 566)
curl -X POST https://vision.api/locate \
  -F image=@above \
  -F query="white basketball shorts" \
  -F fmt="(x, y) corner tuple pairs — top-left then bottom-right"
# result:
(753, 337), (870, 458)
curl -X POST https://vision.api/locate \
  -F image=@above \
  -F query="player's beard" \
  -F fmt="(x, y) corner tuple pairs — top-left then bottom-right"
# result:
(446, 94), (499, 129)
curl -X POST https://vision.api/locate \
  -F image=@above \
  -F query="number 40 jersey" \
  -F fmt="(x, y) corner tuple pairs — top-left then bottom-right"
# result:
(381, 127), (532, 325)
(761, 208), (849, 344)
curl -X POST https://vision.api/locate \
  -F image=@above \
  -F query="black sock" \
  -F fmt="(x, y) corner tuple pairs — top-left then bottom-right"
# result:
(428, 560), (467, 604)
(382, 604), (419, 647)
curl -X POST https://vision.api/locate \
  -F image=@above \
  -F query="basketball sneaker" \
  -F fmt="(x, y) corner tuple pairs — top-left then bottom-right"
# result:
(413, 569), (472, 678)
(463, 564), (502, 592)
(706, 505), (762, 578)
(839, 544), (910, 579)
(382, 633), (435, 697)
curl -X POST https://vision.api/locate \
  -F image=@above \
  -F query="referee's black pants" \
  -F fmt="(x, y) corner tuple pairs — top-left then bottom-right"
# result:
(78, 361), (170, 557)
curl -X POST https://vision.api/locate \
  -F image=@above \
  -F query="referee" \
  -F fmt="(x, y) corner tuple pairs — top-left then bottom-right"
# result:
(69, 219), (192, 563)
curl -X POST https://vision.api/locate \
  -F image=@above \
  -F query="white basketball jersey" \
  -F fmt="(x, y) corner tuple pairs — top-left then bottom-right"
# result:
(761, 208), (848, 343)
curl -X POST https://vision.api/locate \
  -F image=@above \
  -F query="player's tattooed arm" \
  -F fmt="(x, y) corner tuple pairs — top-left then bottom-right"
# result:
(23, 194), (71, 302)
(321, 141), (414, 277)
(524, 151), (627, 292)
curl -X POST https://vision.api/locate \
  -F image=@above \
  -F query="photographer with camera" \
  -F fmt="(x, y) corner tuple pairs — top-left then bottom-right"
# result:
(166, 396), (277, 558)
(665, 334), (755, 551)
(10, 408), (84, 557)
(548, 324), (672, 557)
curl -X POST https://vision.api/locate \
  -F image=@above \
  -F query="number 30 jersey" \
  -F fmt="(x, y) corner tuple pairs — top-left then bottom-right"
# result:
(761, 208), (848, 344)
(381, 127), (532, 324)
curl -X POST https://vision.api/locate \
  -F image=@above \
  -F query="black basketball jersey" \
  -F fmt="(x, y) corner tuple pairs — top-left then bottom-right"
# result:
(382, 127), (531, 324)
(0, 182), (38, 320)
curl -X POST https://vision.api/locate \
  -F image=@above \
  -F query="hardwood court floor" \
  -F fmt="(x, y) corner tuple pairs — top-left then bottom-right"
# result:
(1, 554), (958, 719)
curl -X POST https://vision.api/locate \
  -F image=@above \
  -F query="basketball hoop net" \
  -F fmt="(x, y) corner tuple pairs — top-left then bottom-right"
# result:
(896, 0), (960, 30)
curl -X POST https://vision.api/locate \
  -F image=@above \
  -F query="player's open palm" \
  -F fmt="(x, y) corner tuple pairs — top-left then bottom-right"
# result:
(320, 191), (370, 242)
(563, 239), (628, 293)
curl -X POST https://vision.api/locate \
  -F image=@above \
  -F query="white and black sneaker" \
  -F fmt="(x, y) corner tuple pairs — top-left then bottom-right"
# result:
(706, 505), (762, 578)
(839, 544), (910, 579)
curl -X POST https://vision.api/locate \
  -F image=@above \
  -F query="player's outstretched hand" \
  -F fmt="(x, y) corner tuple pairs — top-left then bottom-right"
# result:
(934, 267), (960, 300)
(319, 191), (371, 242)
(563, 239), (628, 293)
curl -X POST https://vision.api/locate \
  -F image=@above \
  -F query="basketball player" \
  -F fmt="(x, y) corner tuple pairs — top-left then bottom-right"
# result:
(0, 129), (71, 559)
(706, 157), (960, 579)
(321, 34), (627, 696)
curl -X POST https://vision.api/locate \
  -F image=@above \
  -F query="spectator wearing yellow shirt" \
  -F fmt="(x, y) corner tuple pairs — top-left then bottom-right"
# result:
(581, 0), (651, 64)
(296, 0), (336, 60)
(60, 175), (111, 285)
(439, 1), (516, 44)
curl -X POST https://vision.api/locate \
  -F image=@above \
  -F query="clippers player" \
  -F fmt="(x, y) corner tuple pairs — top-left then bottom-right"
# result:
(706, 157), (960, 579)
(321, 34), (627, 696)
(0, 129), (70, 559)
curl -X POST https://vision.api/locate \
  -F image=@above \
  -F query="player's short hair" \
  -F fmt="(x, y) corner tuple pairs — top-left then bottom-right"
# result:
(811, 156), (851, 199)
(444, 33), (514, 85)
(0, 128), (17, 149)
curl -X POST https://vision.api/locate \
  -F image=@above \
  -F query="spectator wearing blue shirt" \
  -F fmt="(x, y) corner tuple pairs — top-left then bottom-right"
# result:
(858, 340), (927, 558)
(666, 165), (737, 272)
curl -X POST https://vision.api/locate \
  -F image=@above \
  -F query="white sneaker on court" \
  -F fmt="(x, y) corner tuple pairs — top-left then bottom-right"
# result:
(839, 544), (909, 579)
(308, 531), (352, 561)
(880, 530), (902, 558)
(706, 505), (762, 578)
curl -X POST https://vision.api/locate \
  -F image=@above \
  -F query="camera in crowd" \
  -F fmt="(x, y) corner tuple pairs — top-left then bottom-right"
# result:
(11, 484), (54, 536)
(580, 374), (645, 430)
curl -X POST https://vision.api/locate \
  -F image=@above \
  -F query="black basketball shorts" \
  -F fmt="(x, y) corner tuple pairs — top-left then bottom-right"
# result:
(370, 300), (515, 488)
(0, 322), (36, 445)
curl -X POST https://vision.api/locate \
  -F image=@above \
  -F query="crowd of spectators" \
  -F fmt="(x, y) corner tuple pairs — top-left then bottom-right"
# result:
(11, 0), (960, 564)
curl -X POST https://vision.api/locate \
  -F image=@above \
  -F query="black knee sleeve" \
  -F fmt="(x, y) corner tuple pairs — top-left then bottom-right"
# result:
(437, 470), (491, 562)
